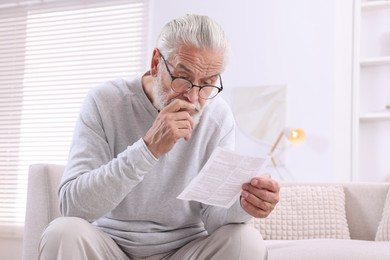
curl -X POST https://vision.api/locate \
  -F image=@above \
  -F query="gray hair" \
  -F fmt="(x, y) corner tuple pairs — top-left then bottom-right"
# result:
(156, 14), (230, 69)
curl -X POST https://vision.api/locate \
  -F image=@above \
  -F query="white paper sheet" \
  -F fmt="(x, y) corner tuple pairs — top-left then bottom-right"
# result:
(177, 147), (271, 208)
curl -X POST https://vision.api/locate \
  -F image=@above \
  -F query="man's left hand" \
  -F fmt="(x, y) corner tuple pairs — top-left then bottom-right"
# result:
(241, 177), (280, 218)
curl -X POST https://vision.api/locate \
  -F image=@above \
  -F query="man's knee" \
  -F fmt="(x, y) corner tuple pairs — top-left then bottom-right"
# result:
(41, 217), (91, 243)
(215, 224), (268, 259)
(39, 216), (94, 255)
(39, 217), (129, 260)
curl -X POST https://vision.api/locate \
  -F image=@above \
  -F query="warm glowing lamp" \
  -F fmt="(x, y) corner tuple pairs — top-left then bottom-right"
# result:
(269, 128), (305, 167)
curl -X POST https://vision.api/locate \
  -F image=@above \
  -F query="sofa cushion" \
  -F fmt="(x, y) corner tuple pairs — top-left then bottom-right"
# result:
(250, 185), (350, 240)
(265, 239), (390, 260)
(375, 187), (390, 241)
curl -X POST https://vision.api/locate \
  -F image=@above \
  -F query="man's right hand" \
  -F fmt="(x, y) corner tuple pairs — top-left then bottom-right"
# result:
(144, 99), (197, 158)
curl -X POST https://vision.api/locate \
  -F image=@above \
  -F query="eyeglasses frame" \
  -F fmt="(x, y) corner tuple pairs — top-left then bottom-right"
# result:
(158, 51), (223, 100)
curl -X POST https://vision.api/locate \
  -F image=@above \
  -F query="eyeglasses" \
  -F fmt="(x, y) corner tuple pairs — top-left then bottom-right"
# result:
(159, 53), (223, 100)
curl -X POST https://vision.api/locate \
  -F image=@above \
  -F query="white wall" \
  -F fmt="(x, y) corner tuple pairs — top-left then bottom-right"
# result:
(149, 0), (353, 182)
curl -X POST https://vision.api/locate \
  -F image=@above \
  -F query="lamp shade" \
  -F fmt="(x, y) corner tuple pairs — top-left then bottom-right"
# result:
(270, 127), (305, 155)
(285, 128), (305, 145)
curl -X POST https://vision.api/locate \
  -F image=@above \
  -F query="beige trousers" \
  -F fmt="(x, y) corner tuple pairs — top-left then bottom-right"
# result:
(38, 217), (267, 260)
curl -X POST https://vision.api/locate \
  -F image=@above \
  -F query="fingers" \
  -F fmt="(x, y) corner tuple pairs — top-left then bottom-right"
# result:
(240, 196), (270, 218)
(162, 114), (193, 141)
(245, 177), (280, 201)
(159, 99), (197, 139)
(159, 110), (195, 130)
(241, 177), (280, 218)
(143, 100), (198, 158)
(163, 99), (198, 115)
(251, 176), (279, 191)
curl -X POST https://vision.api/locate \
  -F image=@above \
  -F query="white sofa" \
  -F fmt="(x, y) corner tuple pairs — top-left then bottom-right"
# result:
(258, 183), (390, 260)
(22, 164), (390, 260)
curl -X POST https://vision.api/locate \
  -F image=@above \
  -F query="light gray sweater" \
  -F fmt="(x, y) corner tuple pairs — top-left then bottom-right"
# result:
(59, 74), (251, 257)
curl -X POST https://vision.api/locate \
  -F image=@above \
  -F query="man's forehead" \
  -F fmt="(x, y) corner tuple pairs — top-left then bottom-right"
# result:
(170, 47), (223, 76)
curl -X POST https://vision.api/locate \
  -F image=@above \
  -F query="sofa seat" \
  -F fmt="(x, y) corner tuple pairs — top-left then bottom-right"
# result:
(249, 182), (390, 260)
(265, 239), (390, 260)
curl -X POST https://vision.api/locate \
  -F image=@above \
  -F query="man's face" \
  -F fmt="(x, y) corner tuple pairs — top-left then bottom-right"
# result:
(152, 45), (224, 125)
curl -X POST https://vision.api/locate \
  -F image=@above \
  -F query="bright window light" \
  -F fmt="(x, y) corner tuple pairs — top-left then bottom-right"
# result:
(0, 0), (148, 237)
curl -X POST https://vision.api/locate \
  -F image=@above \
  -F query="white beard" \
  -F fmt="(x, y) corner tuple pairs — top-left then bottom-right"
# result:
(191, 102), (207, 127)
(152, 74), (169, 112)
(152, 76), (206, 127)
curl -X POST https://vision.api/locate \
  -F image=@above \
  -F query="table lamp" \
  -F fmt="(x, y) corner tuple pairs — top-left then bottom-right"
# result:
(269, 127), (305, 167)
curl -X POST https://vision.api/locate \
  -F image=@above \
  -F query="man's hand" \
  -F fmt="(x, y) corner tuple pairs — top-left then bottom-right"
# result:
(144, 99), (197, 158)
(241, 177), (280, 218)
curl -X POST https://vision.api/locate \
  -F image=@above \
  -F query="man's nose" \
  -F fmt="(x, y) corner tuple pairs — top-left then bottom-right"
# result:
(183, 87), (199, 103)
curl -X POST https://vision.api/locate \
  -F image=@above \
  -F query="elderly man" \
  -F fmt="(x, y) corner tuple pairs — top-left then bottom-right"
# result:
(38, 14), (280, 260)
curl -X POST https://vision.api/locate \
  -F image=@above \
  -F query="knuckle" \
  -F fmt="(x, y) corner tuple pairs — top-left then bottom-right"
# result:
(256, 211), (267, 218)
(267, 203), (275, 212)
(274, 182), (280, 192)
(261, 211), (270, 218)
(274, 194), (280, 203)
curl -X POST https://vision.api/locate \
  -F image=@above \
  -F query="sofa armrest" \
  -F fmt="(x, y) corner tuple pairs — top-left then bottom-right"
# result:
(344, 183), (390, 240)
(22, 164), (65, 260)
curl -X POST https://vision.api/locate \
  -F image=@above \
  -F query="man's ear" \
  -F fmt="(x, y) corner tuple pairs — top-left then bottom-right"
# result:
(150, 48), (160, 77)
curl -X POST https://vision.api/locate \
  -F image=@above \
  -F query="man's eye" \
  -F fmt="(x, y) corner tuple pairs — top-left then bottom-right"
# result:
(202, 79), (215, 85)
(175, 71), (190, 79)
(177, 76), (191, 82)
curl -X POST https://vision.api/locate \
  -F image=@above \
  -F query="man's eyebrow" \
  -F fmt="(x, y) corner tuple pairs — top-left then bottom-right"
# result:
(176, 63), (193, 74)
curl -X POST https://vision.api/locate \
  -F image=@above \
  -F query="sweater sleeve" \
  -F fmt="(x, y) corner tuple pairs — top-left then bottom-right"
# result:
(201, 199), (252, 234)
(59, 90), (158, 222)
